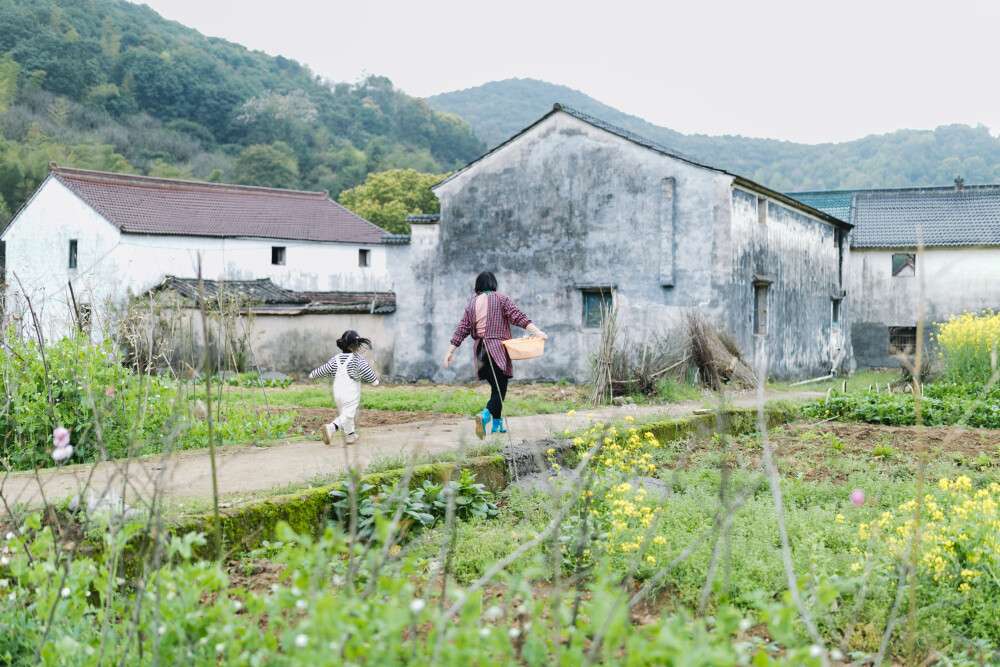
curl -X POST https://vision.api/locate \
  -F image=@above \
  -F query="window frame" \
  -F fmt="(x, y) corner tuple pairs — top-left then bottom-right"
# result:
(831, 298), (842, 330)
(753, 284), (769, 336)
(271, 246), (286, 266)
(581, 288), (613, 329)
(757, 196), (767, 225)
(68, 239), (78, 269)
(359, 248), (371, 268)
(891, 252), (915, 277)
(888, 326), (917, 356)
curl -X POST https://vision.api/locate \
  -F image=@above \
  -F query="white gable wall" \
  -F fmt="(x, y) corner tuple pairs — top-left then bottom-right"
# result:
(1, 177), (123, 337)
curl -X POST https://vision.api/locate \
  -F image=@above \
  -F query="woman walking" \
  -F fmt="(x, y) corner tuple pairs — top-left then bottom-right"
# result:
(444, 271), (547, 438)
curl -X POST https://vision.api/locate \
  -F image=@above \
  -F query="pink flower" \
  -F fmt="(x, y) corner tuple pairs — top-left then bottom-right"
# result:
(52, 445), (74, 462)
(53, 427), (70, 450)
(105, 387), (116, 397)
(850, 489), (865, 506)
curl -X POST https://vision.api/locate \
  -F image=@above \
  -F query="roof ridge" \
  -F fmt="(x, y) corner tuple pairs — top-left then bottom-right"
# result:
(50, 163), (331, 200)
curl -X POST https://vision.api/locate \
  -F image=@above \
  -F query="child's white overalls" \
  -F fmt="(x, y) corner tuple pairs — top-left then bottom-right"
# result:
(329, 353), (362, 434)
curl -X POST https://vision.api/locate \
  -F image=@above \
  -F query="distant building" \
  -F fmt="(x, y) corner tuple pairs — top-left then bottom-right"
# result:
(792, 185), (1000, 368)
(390, 104), (853, 382)
(0, 165), (397, 374)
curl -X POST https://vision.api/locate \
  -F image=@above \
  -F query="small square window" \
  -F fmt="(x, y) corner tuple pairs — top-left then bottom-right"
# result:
(753, 284), (769, 335)
(359, 248), (370, 267)
(271, 246), (286, 265)
(757, 196), (767, 225)
(68, 239), (78, 269)
(892, 253), (915, 277)
(582, 289), (612, 328)
(889, 326), (917, 355)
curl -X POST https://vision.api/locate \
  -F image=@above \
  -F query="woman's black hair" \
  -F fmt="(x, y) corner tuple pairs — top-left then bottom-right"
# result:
(336, 330), (372, 353)
(474, 270), (498, 294)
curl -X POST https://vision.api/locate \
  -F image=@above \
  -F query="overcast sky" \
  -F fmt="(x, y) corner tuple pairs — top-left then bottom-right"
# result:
(138, 0), (999, 145)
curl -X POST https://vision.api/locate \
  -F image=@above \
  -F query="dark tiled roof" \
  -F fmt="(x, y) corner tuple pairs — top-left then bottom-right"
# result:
(405, 214), (440, 223)
(789, 185), (1000, 247)
(785, 191), (854, 222)
(433, 105), (850, 230)
(852, 187), (1000, 247)
(156, 276), (309, 305)
(380, 233), (411, 244)
(155, 277), (397, 313)
(49, 165), (387, 243)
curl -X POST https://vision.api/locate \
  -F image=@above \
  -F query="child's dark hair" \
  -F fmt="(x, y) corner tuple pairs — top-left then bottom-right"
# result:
(474, 270), (498, 294)
(336, 330), (372, 353)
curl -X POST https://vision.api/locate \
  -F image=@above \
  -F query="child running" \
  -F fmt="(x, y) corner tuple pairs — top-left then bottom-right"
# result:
(308, 330), (379, 445)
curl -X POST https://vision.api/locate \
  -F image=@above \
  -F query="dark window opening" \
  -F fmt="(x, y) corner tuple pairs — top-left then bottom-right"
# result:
(889, 326), (917, 355)
(753, 284), (769, 335)
(757, 196), (767, 225)
(271, 246), (286, 265)
(68, 239), (78, 269)
(582, 289), (613, 328)
(831, 299), (841, 328)
(359, 248), (370, 267)
(77, 303), (91, 333)
(892, 253), (915, 277)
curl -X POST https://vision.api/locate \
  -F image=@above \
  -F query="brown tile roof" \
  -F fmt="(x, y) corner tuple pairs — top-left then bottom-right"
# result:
(49, 164), (387, 244)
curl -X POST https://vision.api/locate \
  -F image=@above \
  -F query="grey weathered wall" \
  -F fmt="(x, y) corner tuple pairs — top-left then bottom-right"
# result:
(390, 111), (849, 383)
(849, 246), (1000, 367)
(252, 312), (394, 377)
(727, 190), (849, 378)
(160, 308), (394, 377)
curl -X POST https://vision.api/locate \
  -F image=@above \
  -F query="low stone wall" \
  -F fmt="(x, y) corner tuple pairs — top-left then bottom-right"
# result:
(109, 407), (798, 567)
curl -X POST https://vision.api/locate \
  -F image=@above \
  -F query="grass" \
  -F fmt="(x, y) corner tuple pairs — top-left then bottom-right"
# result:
(766, 369), (900, 394)
(201, 382), (584, 416)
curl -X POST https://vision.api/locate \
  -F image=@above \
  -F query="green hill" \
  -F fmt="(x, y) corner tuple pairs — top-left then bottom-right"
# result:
(427, 78), (1000, 192)
(0, 0), (485, 217)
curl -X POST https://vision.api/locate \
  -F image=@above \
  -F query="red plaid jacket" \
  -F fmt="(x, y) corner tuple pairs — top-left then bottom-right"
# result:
(450, 292), (532, 378)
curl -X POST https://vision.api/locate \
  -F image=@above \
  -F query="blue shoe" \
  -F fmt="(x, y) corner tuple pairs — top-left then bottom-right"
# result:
(491, 418), (506, 434)
(475, 408), (490, 440)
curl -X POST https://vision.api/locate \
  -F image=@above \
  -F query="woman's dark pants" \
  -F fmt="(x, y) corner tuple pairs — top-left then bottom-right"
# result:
(477, 341), (508, 419)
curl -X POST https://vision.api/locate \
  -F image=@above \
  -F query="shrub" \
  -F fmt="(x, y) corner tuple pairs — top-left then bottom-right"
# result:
(0, 333), (184, 468)
(935, 310), (1000, 384)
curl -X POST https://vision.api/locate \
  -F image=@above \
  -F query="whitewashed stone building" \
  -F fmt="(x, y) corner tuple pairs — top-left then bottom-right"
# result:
(389, 105), (854, 382)
(793, 185), (1000, 368)
(0, 165), (398, 374)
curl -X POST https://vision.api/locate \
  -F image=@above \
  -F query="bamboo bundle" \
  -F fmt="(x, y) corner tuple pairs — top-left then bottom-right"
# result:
(686, 312), (756, 391)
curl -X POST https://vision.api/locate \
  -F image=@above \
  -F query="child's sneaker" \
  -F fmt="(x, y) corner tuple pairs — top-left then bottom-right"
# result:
(320, 424), (333, 446)
(345, 432), (359, 444)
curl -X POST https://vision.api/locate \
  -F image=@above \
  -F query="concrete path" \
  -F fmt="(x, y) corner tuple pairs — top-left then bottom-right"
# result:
(0, 391), (820, 514)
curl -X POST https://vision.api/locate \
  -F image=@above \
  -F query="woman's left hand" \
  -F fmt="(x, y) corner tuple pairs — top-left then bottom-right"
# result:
(443, 351), (453, 368)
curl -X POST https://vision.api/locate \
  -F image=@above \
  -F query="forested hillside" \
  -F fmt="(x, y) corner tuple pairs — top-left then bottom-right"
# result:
(0, 0), (485, 219)
(427, 78), (1000, 192)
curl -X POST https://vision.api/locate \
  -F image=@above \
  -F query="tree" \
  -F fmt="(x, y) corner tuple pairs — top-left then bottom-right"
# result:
(338, 168), (445, 234)
(234, 142), (300, 189)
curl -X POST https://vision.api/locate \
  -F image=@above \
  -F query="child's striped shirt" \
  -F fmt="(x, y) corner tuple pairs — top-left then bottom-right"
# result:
(308, 353), (379, 383)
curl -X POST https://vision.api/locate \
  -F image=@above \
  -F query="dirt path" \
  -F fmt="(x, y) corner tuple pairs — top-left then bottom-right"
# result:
(0, 390), (820, 514)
